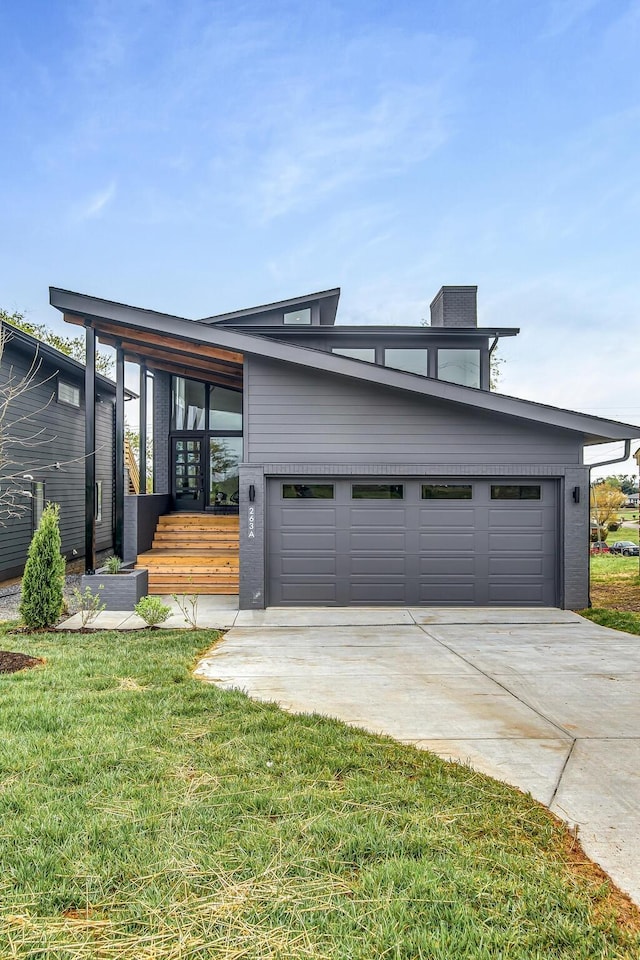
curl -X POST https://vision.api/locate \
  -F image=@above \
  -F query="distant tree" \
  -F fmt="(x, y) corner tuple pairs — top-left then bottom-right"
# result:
(590, 482), (626, 538)
(2, 308), (114, 377)
(598, 474), (638, 496)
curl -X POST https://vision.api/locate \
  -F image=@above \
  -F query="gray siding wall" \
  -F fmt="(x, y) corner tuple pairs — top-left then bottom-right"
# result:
(0, 339), (114, 580)
(245, 357), (582, 466)
(241, 356), (590, 611)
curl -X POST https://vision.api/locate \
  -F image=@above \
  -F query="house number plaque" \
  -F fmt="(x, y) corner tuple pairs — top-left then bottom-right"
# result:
(248, 505), (256, 539)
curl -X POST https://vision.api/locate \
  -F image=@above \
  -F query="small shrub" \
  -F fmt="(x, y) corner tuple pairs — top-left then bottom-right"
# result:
(71, 585), (106, 630)
(134, 595), (172, 627)
(103, 555), (123, 574)
(172, 591), (199, 629)
(19, 502), (66, 629)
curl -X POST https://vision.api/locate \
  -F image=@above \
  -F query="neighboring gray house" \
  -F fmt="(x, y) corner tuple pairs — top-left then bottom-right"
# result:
(0, 324), (116, 580)
(49, 284), (640, 610)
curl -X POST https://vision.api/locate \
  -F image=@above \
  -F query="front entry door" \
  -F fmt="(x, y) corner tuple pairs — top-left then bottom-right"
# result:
(172, 438), (205, 510)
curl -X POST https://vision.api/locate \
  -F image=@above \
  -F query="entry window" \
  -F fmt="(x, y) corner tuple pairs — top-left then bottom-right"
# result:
(209, 386), (242, 431)
(352, 484), (404, 500)
(331, 348), (376, 363)
(384, 349), (428, 376)
(422, 484), (473, 499)
(283, 483), (335, 499)
(284, 307), (311, 325)
(172, 376), (206, 430)
(437, 349), (480, 388)
(491, 485), (541, 500)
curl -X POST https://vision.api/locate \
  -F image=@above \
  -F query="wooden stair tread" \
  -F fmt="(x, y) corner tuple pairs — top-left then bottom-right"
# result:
(137, 511), (240, 595)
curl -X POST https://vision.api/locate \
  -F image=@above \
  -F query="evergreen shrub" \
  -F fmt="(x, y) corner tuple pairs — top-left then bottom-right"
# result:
(19, 502), (66, 628)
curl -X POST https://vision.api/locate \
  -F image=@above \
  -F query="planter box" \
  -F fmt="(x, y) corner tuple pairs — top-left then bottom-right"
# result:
(80, 566), (149, 610)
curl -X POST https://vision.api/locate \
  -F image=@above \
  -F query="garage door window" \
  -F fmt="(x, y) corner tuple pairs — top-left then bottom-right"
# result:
(422, 484), (473, 499)
(352, 484), (404, 500)
(282, 483), (335, 499)
(491, 484), (541, 500)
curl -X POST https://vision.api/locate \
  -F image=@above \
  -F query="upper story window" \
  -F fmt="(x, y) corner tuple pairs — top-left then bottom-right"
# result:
(332, 348), (376, 362)
(283, 307), (311, 325)
(384, 349), (428, 376)
(58, 380), (80, 407)
(437, 349), (480, 388)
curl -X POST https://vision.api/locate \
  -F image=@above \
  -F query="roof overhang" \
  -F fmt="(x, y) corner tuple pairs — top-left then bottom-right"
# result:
(49, 287), (640, 445)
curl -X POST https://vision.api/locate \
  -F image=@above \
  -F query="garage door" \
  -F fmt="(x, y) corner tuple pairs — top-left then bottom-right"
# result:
(267, 478), (558, 606)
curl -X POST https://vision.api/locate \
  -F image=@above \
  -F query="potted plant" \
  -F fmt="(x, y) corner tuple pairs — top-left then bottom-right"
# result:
(80, 555), (149, 610)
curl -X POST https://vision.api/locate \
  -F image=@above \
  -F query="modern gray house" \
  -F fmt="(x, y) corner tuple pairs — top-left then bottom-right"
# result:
(0, 323), (116, 581)
(49, 284), (639, 610)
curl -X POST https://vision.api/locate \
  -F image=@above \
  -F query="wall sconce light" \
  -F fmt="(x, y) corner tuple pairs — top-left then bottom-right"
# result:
(572, 486), (580, 503)
(249, 484), (255, 502)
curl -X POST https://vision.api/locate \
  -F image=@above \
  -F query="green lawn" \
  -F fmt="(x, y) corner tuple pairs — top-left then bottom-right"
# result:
(0, 624), (638, 958)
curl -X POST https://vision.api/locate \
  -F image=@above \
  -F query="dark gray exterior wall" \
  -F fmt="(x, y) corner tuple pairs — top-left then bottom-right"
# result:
(123, 493), (172, 562)
(0, 336), (114, 580)
(245, 357), (581, 466)
(241, 356), (590, 610)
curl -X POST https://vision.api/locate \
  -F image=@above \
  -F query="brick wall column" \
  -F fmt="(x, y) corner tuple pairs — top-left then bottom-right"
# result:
(239, 464), (266, 609)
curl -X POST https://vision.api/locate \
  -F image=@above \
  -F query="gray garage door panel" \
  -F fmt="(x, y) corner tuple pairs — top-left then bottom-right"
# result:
(267, 478), (558, 606)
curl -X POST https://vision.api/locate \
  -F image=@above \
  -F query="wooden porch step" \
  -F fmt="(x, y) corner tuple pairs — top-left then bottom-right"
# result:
(158, 515), (239, 526)
(137, 553), (238, 568)
(138, 511), (240, 595)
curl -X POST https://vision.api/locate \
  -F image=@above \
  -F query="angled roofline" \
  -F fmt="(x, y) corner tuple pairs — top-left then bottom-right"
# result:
(49, 287), (640, 445)
(199, 287), (341, 326)
(1, 318), (127, 395)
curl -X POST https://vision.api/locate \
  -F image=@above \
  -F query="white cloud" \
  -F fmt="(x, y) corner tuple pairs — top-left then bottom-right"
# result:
(76, 180), (117, 220)
(543, 0), (606, 37)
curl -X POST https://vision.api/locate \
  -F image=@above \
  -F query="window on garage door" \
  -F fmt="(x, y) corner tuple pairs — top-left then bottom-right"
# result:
(422, 484), (473, 499)
(352, 484), (404, 499)
(491, 485), (541, 500)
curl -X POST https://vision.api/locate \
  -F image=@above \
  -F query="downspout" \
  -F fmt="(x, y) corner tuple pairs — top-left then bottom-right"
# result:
(586, 439), (631, 607)
(587, 439), (631, 471)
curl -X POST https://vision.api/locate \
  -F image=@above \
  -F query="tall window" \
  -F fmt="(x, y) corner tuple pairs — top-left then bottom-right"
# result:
(32, 481), (45, 530)
(95, 481), (103, 522)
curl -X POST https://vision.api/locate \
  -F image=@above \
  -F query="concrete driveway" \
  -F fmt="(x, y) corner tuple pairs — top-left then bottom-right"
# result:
(194, 606), (640, 906)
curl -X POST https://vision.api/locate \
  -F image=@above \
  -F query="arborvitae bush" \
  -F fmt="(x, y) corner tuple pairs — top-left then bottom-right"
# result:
(19, 502), (66, 628)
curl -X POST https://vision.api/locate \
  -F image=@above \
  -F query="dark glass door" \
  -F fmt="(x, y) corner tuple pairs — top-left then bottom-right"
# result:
(172, 438), (205, 510)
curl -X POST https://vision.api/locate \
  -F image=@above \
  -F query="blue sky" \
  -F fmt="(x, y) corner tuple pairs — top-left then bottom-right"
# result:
(2, 0), (639, 474)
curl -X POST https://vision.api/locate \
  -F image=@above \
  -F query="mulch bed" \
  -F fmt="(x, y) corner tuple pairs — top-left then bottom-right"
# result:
(591, 582), (640, 612)
(0, 650), (44, 674)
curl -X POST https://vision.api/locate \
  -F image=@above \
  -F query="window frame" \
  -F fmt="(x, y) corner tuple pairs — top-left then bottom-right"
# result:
(57, 379), (81, 408)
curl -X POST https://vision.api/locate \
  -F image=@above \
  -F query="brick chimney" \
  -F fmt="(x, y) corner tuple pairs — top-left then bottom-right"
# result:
(429, 286), (477, 327)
